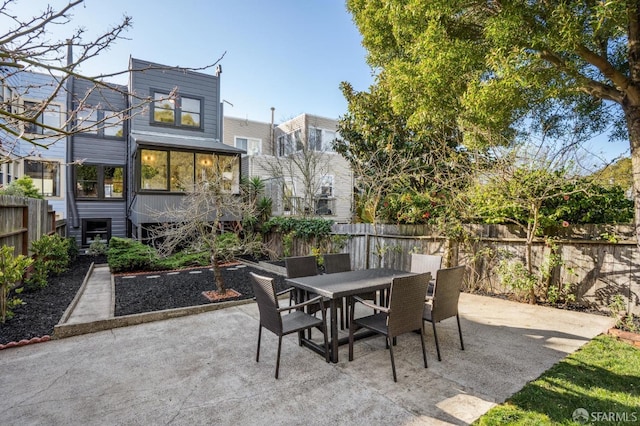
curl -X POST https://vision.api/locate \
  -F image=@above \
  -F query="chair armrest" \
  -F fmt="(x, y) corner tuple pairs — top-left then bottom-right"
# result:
(353, 295), (389, 314)
(278, 295), (324, 313)
(276, 287), (295, 297)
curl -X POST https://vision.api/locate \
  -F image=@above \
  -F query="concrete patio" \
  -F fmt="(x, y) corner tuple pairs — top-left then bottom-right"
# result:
(0, 292), (614, 425)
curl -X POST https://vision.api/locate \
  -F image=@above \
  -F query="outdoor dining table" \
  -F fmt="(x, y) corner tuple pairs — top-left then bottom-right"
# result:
(285, 268), (415, 363)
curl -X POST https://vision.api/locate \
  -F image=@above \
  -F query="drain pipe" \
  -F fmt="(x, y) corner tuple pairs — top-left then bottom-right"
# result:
(65, 40), (79, 229)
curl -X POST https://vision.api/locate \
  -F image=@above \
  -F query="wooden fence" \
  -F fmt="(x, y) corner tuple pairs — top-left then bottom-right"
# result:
(265, 223), (640, 315)
(0, 195), (66, 257)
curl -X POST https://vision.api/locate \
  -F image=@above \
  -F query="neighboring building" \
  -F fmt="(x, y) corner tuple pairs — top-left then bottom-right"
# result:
(0, 68), (67, 219)
(223, 113), (353, 223)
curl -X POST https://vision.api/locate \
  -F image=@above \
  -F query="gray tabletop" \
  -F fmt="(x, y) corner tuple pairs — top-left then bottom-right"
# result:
(285, 268), (415, 299)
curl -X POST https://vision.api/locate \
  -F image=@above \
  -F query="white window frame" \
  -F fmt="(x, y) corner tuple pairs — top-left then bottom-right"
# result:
(318, 175), (334, 197)
(234, 136), (262, 155)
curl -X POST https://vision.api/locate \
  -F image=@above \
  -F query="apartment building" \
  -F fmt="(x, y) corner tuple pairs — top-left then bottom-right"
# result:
(0, 68), (67, 219)
(223, 113), (353, 223)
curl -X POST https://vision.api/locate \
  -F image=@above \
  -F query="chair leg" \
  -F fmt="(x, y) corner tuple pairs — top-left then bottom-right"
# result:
(256, 325), (262, 362)
(322, 321), (330, 363)
(275, 336), (282, 379)
(419, 328), (428, 368)
(432, 321), (442, 361)
(348, 319), (355, 361)
(387, 337), (397, 382)
(456, 314), (465, 350)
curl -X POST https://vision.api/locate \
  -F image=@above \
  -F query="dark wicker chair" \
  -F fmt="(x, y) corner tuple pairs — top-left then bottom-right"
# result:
(285, 255), (345, 330)
(423, 265), (466, 361)
(250, 272), (329, 379)
(323, 252), (374, 328)
(348, 272), (431, 382)
(410, 253), (442, 297)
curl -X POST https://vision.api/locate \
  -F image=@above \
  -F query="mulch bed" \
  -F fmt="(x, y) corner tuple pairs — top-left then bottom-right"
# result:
(114, 263), (288, 316)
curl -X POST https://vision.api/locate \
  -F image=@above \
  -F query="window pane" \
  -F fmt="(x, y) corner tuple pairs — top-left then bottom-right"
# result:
(76, 108), (98, 134)
(181, 111), (200, 127)
(218, 155), (239, 193)
(195, 153), (215, 183)
(153, 93), (175, 124)
(103, 111), (124, 137)
(24, 101), (40, 134)
(41, 104), (61, 135)
(235, 138), (248, 150)
(170, 151), (194, 191)
(141, 149), (167, 190)
(104, 166), (124, 198)
(25, 160), (59, 196)
(76, 164), (98, 198)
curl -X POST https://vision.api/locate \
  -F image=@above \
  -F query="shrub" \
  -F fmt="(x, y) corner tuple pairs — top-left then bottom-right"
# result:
(0, 246), (33, 323)
(153, 250), (209, 270)
(87, 235), (108, 256)
(27, 234), (70, 288)
(0, 176), (43, 199)
(107, 237), (157, 273)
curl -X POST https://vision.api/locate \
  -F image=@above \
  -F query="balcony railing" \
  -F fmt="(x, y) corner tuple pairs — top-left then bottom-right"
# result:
(283, 196), (336, 216)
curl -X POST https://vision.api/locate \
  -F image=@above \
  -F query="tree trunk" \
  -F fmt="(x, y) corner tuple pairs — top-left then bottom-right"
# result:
(211, 254), (226, 294)
(624, 104), (640, 249)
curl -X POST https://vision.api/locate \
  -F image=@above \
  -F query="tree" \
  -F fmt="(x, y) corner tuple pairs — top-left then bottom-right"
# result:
(149, 157), (266, 296)
(265, 118), (333, 217)
(346, 0), (640, 240)
(0, 0), (223, 159)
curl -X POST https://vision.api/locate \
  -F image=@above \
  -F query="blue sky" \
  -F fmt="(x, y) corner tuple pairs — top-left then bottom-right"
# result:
(6, 1), (630, 164)
(11, 0), (375, 124)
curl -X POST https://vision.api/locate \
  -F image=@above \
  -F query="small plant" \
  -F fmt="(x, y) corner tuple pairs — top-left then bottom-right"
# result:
(0, 246), (33, 323)
(496, 255), (537, 303)
(27, 234), (70, 288)
(609, 295), (638, 333)
(88, 235), (108, 256)
(0, 175), (43, 199)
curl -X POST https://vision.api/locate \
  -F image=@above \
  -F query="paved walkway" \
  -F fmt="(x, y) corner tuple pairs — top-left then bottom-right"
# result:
(0, 265), (616, 425)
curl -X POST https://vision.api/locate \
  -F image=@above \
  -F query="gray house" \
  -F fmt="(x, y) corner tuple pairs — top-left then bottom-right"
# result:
(65, 58), (244, 247)
(126, 58), (244, 242)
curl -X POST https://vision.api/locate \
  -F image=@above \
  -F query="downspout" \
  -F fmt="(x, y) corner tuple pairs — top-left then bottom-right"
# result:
(215, 64), (222, 142)
(270, 107), (275, 154)
(65, 40), (80, 229)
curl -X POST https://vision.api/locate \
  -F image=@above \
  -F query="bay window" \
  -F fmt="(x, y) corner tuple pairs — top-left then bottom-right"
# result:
(139, 148), (240, 193)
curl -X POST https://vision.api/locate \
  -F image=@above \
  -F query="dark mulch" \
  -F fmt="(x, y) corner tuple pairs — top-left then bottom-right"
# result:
(0, 255), (102, 345)
(1, 257), (287, 345)
(114, 263), (288, 316)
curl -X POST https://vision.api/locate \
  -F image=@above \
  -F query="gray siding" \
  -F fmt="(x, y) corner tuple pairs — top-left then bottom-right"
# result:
(67, 201), (127, 247)
(129, 58), (220, 140)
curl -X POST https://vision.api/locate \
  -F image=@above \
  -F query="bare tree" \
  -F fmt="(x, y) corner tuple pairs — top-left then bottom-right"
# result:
(265, 117), (333, 217)
(0, 0), (224, 160)
(149, 157), (267, 296)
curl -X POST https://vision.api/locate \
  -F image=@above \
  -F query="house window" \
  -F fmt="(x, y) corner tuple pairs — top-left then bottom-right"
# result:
(25, 160), (59, 197)
(24, 101), (61, 135)
(76, 108), (124, 138)
(139, 148), (240, 194)
(277, 130), (303, 156)
(152, 91), (202, 129)
(82, 219), (111, 247)
(235, 137), (261, 155)
(309, 127), (337, 152)
(75, 164), (124, 199)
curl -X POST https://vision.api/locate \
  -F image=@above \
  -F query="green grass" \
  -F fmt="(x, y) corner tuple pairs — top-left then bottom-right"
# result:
(474, 334), (640, 425)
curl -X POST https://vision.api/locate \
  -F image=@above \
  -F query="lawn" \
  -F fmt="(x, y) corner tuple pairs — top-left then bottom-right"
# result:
(474, 334), (640, 425)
